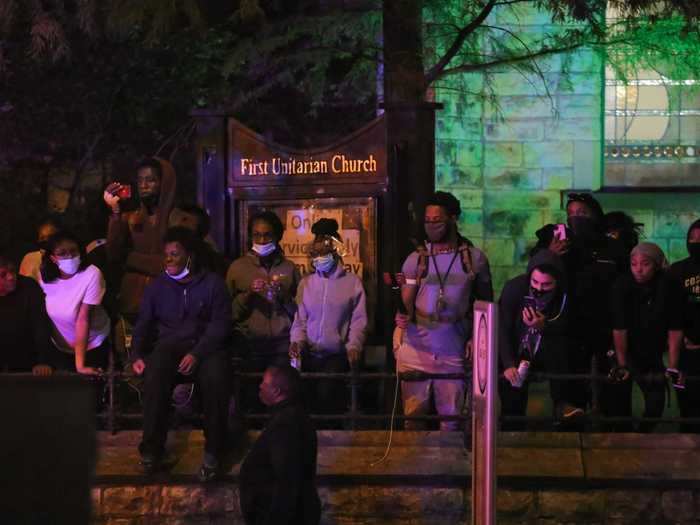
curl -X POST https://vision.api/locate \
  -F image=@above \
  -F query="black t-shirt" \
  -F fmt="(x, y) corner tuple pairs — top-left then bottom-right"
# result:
(668, 257), (700, 345)
(610, 272), (684, 368)
(0, 276), (51, 370)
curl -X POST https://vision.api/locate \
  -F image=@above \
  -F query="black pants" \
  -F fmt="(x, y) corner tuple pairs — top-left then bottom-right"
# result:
(677, 350), (700, 433)
(140, 346), (230, 459)
(607, 367), (666, 433)
(499, 340), (571, 431)
(303, 352), (349, 424)
(568, 330), (610, 411)
(48, 341), (109, 371)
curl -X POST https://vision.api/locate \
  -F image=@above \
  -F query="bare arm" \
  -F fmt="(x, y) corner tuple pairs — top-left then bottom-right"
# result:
(613, 329), (628, 367)
(74, 303), (100, 375)
(668, 330), (683, 370)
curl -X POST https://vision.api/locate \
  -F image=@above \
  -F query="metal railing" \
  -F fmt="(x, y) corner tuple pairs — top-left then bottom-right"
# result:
(5, 356), (700, 433)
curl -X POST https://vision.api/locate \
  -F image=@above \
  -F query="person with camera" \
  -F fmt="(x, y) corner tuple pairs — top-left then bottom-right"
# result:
(289, 218), (367, 420)
(226, 211), (301, 414)
(394, 192), (492, 431)
(530, 193), (628, 416)
(498, 250), (582, 430)
(608, 242), (684, 433)
(667, 219), (700, 432)
(130, 227), (232, 480)
(103, 158), (183, 361)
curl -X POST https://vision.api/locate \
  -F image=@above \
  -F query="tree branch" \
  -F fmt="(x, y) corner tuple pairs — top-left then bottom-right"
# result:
(436, 41), (584, 78)
(425, 0), (498, 84)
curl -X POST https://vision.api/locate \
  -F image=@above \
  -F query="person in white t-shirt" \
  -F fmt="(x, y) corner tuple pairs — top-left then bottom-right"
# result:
(40, 231), (111, 375)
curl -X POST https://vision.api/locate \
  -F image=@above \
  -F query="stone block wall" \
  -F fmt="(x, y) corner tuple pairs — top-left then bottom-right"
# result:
(432, 3), (698, 296)
(90, 484), (700, 524)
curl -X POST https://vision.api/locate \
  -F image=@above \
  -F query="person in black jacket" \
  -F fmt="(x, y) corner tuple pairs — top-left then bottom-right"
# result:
(667, 219), (700, 432)
(240, 365), (321, 525)
(498, 250), (582, 430)
(609, 242), (684, 433)
(130, 227), (232, 480)
(530, 193), (628, 414)
(0, 255), (52, 375)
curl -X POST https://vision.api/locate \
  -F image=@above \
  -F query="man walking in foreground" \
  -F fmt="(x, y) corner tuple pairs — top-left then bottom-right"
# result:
(240, 365), (321, 524)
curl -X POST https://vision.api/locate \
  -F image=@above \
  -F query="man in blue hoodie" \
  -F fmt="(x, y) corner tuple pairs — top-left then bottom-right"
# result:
(131, 227), (232, 481)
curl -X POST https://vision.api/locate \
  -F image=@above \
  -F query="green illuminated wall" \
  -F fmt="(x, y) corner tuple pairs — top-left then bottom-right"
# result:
(433, 5), (696, 294)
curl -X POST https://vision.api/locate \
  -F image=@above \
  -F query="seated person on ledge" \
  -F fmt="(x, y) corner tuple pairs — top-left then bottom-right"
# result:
(131, 227), (232, 481)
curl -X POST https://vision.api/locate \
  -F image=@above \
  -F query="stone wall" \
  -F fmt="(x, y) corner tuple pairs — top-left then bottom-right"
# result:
(432, 3), (698, 295)
(89, 431), (700, 524)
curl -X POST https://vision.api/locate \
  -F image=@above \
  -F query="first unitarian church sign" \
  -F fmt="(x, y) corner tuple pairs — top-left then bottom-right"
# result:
(228, 116), (386, 185)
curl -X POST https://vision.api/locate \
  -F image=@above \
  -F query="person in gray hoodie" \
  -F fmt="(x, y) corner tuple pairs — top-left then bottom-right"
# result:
(289, 218), (367, 418)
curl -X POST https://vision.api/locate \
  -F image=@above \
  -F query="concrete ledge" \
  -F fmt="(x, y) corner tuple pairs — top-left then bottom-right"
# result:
(91, 431), (700, 524)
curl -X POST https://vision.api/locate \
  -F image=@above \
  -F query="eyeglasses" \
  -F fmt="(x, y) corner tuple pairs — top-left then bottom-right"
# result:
(251, 231), (275, 241)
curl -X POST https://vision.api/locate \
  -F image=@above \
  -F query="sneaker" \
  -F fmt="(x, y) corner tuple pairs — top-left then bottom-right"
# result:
(198, 454), (220, 483)
(139, 453), (161, 476)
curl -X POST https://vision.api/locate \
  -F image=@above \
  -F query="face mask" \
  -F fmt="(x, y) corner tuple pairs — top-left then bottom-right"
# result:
(166, 257), (191, 281)
(529, 287), (556, 310)
(425, 222), (449, 243)
(568, 216), (598, 239)
(56, 256), (81, 276)
(37, 241), (49, 252)
(252, 242), (276, 257)
(312, 254), (336, 273)
(688, 243), (700, 263)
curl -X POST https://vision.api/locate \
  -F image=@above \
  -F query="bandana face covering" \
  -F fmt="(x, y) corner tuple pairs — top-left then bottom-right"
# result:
(529, 287), (556, 311)
(425, 222), (448, 243)
(568, 216), (596, 239)
(252, 242), (276, 257)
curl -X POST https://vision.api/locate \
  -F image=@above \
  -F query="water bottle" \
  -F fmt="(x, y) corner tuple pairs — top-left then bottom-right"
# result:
(512, 360), (530, 388)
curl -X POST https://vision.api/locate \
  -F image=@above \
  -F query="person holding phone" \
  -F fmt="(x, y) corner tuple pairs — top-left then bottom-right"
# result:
(498, 250), (581, 430)
(130, 227), (232, 480)
(608, 242), (684, 433)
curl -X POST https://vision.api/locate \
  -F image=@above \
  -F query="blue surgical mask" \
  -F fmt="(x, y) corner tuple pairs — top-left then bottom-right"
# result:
(312, 254), (336, 273)
(56, 256), (81, 276)
(252, 242), (276, 257)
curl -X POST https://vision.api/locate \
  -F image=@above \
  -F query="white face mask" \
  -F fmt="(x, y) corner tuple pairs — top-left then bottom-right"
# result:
(252, 242), (276, 257)
(166, 257), (191, 281)
(56, 256), (81, 276)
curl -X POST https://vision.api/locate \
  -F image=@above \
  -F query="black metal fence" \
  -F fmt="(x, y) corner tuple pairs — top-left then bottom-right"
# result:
(5, 353), (700, 434)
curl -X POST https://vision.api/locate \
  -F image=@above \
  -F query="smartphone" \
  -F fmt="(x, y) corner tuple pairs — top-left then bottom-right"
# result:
(554, 223), (567, 240)
(117, 185), (132, 199)
(522, 295), (537, 311)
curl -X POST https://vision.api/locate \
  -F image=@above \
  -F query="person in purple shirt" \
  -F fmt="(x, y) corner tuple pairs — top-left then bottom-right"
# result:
(395, 192), (493, 431)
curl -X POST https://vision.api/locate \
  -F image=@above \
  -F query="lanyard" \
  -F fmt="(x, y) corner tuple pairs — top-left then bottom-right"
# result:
(430, 247), (459, 317)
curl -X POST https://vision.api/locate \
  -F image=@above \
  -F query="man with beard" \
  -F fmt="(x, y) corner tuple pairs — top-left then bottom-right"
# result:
(530, 193), (627, 417)
(668, 219), (700, 432)
(498, 250), (581, 430)
(395, 192), (493, 430)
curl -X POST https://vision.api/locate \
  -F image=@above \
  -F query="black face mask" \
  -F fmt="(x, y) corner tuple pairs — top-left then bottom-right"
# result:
(568, 216), (597, 240)
(688, 243), (700, 263)
(37, 240), (49, 252)
(529, 287), (556, 311)
(425, 221), (450, 243)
